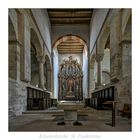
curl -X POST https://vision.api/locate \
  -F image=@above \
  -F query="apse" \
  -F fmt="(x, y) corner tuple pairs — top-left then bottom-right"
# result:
(53, 35), (88, 100)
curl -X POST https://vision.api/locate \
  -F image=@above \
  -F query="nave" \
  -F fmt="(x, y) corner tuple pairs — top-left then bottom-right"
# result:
(8, 8), (132, 132)
(9, 106), (131, 131)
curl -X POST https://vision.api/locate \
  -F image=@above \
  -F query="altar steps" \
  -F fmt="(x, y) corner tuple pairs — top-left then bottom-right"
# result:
(22, 105), (88, 116)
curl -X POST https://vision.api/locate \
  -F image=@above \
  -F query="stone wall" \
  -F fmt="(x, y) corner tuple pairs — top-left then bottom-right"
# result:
(89, 9), (131, 110)
(9, 79), (27, 119)
(89, 68), (95, 94)
(101, 48), (110, 85)
(89, 61), (97, 93)
(8, 9), (18, 39)
(110, 9), (131, 109)
(20, 13), (31, 82)
(8, 9), (52, 118)
(116, 75), (131, 109)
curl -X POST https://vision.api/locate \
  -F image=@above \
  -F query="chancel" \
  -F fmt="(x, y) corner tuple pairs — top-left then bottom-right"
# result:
(9, 8), (131, 131)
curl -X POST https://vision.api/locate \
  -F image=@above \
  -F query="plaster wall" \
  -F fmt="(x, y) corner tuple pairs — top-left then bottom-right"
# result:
(32, 9), (52, 53)
(52, 25), (89, 46)
(90, 9), (109, 53)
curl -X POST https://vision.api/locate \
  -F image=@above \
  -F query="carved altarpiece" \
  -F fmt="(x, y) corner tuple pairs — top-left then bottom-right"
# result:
(58, 56), (83, 100)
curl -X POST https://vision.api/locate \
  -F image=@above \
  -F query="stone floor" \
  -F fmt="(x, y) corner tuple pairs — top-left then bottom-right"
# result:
(9, 107), (131, 131)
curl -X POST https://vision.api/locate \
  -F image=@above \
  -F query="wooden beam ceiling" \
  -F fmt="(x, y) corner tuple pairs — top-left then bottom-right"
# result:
(47, 9), (93, 25)
(48, 9), (90, 54)
(57, 38), (84, 54)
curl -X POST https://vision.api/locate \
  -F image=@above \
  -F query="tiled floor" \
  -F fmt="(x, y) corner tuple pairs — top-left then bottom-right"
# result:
(9, 107), (131, 131)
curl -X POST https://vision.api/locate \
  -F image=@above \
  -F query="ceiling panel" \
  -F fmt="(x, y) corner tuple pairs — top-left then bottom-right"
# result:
(47, 9), (93, 25)
(57, 38), (84, 54)
(48, 9), (91, 54)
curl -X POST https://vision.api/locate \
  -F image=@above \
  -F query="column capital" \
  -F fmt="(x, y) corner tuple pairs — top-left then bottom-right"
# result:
(36, 55), (45, 64)
(119, 40), (131, 47)
(9, 39), (22, 48)
(95, 53), (104, 62)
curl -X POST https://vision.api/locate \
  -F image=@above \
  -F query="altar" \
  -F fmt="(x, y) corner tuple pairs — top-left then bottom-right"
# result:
(57, 103), (84, 121)
(58, 56), (83, 101)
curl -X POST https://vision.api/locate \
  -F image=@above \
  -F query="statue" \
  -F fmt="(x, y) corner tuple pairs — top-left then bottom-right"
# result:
(69, 56), (72, 63)
(67, 79), (74, 96)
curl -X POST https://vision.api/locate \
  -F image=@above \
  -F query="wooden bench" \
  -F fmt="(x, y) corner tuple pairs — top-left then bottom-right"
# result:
(118, 104), (131, 119)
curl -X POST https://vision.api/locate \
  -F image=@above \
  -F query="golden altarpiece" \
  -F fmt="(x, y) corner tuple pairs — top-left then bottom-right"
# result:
(58, 56), (83, 101)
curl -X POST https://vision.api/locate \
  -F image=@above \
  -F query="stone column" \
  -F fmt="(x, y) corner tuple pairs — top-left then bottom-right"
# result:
(118, 40), (131, 105)
(110, 10), (122, 82)
(20, 14), (31, 82)
(89, 67), (95, 93)
(50, 69), (53, 92)
(37, 55), (45, 89)
(120, 40), (131, 78)
(47, 69), (52, 91)
(95, 53), (104, 87)
(9, 40), (21, 81)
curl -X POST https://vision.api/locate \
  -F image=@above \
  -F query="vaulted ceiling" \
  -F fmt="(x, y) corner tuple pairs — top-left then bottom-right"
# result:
(47, 9), (93, 25)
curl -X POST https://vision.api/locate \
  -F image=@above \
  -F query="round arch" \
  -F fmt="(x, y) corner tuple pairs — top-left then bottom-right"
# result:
(53, 34), (88, 51)
(9, 16), (17, 41)
(122, 14), (131, 40)
(52, 34), (88, 99)
(30, 28), (42, 57)
(44, 50), (52, 69)
(30, 28), (43, 87)
(98, 27), (110, 51)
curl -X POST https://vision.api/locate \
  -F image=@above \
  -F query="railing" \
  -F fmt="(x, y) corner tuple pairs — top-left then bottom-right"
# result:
(90, 85), (115, 109)
(27, 86), (51, 110)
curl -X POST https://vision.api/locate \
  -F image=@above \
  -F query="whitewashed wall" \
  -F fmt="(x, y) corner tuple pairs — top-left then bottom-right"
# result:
(82, 49), (88, 98)
(53, 48), (59, 98)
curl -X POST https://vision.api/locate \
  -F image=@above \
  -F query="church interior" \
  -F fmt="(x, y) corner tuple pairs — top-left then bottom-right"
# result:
(8, 8), (131, 131)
